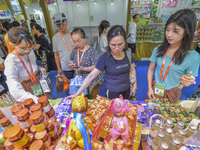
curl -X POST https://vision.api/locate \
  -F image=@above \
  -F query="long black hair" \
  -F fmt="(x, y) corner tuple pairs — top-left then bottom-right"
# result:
(98, 20), (110, 36)
(7, 27), (33, 46)
(157, 9), (197, 64)
(2, 21), (12, 32)
(34, 24), (46, 34)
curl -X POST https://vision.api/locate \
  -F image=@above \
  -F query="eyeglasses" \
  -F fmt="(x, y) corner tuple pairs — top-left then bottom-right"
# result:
(15, 46), (35, 53)
(109, 43), (124, 49)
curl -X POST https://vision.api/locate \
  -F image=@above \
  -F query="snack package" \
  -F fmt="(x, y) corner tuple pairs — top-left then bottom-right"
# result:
(69, 76), (88, 95)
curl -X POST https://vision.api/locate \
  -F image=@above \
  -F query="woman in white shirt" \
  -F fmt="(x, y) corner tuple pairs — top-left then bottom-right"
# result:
(98, 20), (110, 55)
(4, 27), (46, 103)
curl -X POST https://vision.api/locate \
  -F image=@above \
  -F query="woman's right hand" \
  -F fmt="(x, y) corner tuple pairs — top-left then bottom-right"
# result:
(68, 63), (76, 70)
(67, 93), (78, 99)
(147, 87), (155, 100)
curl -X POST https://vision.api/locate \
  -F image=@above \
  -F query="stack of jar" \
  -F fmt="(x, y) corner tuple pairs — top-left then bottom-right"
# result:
(147, 119), (198, 150)
(0, 96), (63, 150)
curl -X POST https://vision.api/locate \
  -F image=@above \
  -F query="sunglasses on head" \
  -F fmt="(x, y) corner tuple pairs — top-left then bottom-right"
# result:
(55, 19), (66, 25)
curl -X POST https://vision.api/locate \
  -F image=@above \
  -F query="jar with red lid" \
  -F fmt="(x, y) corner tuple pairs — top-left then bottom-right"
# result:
(30, 111), (46, 132)
(29, 140), (45, 150)
(15, 108), (31, 129)
(35, 130), (51, 148)
(11, 104), (23, 123)
(0, 110), (5, 119)
(46, 107), (57, 122)
(37, 96), (51, 113)
(4, 138), (14, 149)
(46, 119), (58, 139)
(0, 117), (13, 129)
(3, 125), (29, 149)
(54, 121), (62, 135)
(22, 98), (34, 109)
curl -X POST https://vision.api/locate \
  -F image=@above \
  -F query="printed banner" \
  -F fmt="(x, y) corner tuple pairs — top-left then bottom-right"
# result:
(162, 0), (178, 8)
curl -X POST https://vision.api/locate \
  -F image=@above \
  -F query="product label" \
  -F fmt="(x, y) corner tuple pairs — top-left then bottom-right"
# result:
(40, 79), (51, 93)
(19, 121), (30, 128)
(34, 122), (46, 131)
(48, 128), (57, 137)
(14, 133), (29, 148)
(32, 85), (43, 96)
(43, 104), (51, 113)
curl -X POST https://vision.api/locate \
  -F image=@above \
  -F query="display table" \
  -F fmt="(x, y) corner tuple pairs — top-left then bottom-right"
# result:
(134, 41), (199, 60)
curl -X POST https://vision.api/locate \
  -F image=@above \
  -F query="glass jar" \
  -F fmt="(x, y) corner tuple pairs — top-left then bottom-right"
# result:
(162, 120), (173, 131)
(151, 131), (165, 150)
(16, 108), (32, 129)
(163, 128), (172, 144)
(46, 107), (57, 122)
(29, 140), (46, 150)
(22, 98), (35, 109)
(30, 111), (47, 132)
(186, 125), (197, 138)
(172, 121), (184, 137)
(35, 130), (51, 148)
(0, 117), (13, 129)
(157, 142), (169, 150)
(30, 126), (37, 135)
(4, 138), (14, 149)
(54, 121), (62, 135)
(168, 137), (180, 150)
(11, 104), (23, 123)
(174, 129), (186, 144)
(0, 110), (4, 119)
(3, 125), (29, 149)
(46, 119), (58, 138)
(30, 103), (48, 120)
(37, 96), (51, 113)
(51, 132), (59, 145)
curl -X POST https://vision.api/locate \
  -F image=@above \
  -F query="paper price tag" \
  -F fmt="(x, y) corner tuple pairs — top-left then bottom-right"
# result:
(154, 83), (165, 96)
(32, 85), (43, 96)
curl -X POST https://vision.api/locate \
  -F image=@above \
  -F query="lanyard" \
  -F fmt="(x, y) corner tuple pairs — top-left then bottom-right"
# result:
(159, 53), (175, 81)
(16, 53), (36, 83)
(77, 44), (88, 67)
(59, 30), (74, 51)
(102, 33), (107, 38)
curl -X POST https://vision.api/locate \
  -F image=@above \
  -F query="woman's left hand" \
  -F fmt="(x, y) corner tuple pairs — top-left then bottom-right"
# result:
(180, 75), (196, 87)
(130, 87), (136, 96)
(77, 66), (84, 72)
(40, 67), (46, 75)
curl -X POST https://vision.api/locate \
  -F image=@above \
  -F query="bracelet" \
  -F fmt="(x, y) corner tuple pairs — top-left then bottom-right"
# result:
(132, 86), (137, 90)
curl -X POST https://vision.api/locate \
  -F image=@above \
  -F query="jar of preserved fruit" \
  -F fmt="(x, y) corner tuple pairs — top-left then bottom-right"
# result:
(37, 96), (51, 113)
(16, 108), (31, 129)
(30, 103), (48, 119)
(168, 137), (180, 150)
(22, 98), (34, 109)
(46, 107), (57, 122)
(35, 130), (51, 148)
(3, 125), (29, 149)
(0, 117), (13, 129)
(11, 104), (23, 123)
(46, 119), (58, 138)
(151, 130), (165, 150)
(29, 140), (45, 150)
(54, 121), (62, 135)
(30, 111), (46, 132)
(163, 128), (172, 143)
(162, 120), (173, 131)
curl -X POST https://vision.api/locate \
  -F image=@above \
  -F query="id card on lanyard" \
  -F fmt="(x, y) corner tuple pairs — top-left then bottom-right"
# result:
(154, 53), (175, 96)
(60, 30), (74, 51)
(16, 53), (43, 96)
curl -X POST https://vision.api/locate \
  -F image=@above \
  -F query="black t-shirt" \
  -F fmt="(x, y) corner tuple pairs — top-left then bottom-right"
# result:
(95, 51), (134, 92)
(36, 35), (51, 52)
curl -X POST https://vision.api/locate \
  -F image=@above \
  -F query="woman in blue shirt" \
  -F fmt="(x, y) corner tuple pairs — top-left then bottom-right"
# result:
(147, 9), (200, 103)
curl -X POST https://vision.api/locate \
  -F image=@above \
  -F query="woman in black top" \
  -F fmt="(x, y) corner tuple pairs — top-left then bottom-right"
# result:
(32, 24), (56, 72)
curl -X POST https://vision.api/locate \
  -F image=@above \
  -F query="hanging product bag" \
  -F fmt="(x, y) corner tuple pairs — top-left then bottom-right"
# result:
(56, 74), (64, 93)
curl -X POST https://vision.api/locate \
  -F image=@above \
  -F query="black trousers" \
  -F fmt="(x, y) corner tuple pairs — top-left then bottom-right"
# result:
(105, 87), (130, 99)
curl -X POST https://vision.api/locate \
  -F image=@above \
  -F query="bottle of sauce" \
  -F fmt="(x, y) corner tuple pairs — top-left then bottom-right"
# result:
(172, 121), (184, 137)
(157, 142), (169, 150)
(162, 119), (173, 131)
(22, 98), (35, 110)
(30, 111), (47, 132)
(163, 128), (172, 144)
(174, 129), (186, 144)
(0, 117), (13, 129)
(147, 119), (161, 148)
(151, 130), (165, 150)
(37, 96), (51, 113)
(168, 137), (180, 150)
(185, 125), (197, 138)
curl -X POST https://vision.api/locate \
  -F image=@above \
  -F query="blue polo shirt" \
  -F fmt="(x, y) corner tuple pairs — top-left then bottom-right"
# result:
(150, 46), (200, 90)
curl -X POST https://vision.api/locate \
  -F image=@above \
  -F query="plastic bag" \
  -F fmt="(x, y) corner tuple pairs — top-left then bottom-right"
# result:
(56, 74), (64, 93)
(69, 76), (88, 95)
(62, 74), (69, 91)
(39, 74), (52, 93)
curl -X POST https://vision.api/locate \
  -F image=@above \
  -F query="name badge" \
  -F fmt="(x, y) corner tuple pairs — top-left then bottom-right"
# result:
(154, 83), (165, 96)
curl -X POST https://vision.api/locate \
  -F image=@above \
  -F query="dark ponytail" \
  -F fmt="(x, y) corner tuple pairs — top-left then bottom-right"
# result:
(34, 24), (46, 34)
(98, 20), (110, 36)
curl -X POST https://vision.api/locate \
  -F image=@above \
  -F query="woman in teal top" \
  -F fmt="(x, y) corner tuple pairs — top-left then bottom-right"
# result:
(147, 9), (200, 103)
